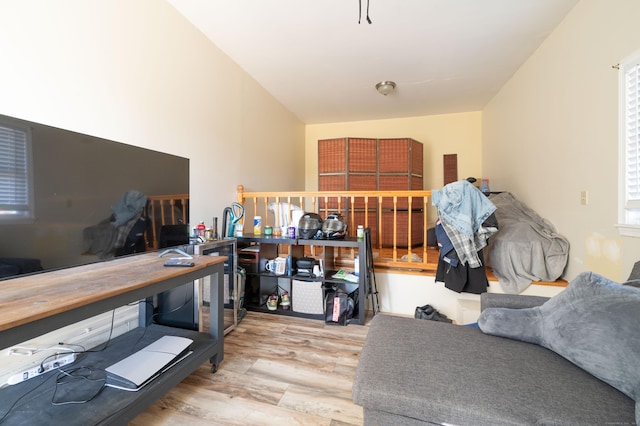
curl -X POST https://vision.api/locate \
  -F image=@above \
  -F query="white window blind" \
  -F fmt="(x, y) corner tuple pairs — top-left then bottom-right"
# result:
(624, 61), (640, 211)
(0, 121), (33, 220)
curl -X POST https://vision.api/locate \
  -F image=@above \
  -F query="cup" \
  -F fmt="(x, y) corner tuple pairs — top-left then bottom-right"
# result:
(274, 257), (287, 275)
(313, 264), (321, 277)
(265, 259), (276, 272)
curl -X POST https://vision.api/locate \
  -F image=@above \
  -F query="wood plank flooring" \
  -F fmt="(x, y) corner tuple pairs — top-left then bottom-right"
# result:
(130, 311), (370, 425)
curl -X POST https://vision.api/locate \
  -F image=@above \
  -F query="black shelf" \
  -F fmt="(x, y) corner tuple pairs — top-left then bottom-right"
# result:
(237, 232), (369, 325)
(240, 233), (361, 248)
(0, 253), (226, 425)
(0, 325), (215, 425)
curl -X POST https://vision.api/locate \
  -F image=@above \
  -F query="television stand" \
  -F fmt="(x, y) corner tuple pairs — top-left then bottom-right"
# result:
(0, 252), (225, 425)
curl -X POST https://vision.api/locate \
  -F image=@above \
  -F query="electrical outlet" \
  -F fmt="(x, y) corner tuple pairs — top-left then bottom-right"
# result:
(6, 353), (76, 385)
(580, 190), (588, 205)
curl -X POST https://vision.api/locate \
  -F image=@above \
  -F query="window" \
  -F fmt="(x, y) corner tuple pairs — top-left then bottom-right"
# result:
(0, 119), (34, 222)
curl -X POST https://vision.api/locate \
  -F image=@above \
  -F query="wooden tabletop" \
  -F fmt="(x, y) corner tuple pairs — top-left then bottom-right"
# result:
(0, 252), (226, 333)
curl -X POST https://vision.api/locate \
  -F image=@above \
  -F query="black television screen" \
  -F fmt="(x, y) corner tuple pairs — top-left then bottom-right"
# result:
(0, 114), (189, 277)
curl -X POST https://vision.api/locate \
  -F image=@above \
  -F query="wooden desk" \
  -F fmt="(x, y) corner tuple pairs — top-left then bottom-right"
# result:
(0, 252), (225, 425)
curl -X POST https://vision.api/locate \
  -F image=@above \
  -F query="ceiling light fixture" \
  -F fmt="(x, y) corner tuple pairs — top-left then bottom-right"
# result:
(376, 81), (396, 96)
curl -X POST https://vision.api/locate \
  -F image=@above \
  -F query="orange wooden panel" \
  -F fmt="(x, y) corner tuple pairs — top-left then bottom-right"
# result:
(348, 138), (378, 172)
(411, 140), (424, 175)
(443, 154), (458, 185)
(379, 175), (423, 209)
(318, 138), (346, 173)
(381, 210), (424, 248)
(350, 209), (378, 245)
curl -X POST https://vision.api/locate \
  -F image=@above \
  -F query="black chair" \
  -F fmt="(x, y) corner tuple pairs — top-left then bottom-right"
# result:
(158, 224), (189, 249)
(155, 224), (196, 330)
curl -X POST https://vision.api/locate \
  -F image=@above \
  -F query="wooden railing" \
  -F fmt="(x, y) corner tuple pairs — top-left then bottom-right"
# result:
(236, 184), (437, 272)
(145, 194), (189, 250)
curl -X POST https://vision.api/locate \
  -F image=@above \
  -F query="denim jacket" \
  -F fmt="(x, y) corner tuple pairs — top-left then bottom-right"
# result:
(432, 180), (496, 238)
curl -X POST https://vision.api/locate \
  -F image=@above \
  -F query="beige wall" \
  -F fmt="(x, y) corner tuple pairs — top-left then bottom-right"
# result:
(305, 112), (483, 199)
(0, 0), (305, 227)
(483, 0), (640, 282)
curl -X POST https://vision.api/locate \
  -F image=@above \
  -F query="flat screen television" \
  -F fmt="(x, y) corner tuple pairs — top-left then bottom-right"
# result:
(0, 113), (189, 278)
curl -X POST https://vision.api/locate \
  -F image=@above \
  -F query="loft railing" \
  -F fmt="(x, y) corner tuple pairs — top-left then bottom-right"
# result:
(236, 184), (437, 272)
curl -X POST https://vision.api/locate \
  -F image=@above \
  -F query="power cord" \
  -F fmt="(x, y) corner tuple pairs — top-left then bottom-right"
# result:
(51, 367), (106, 406)
(2, 294), (194, 417)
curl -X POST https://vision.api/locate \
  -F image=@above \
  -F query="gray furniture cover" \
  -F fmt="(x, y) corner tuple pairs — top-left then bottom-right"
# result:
(353, 309), (635, 425)
(486, 192), (569, 293)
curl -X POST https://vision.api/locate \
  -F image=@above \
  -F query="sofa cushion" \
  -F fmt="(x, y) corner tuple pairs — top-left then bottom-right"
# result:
(353, 314), (634, 425)
(478, 271), (640, 424)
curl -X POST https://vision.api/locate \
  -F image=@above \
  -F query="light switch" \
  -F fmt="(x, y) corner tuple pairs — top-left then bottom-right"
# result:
(580, 190), (588, 205)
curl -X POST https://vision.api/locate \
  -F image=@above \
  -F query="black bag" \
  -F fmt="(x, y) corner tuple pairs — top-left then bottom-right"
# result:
(325, 289), (355, 326)
(414, 304), (452, 323)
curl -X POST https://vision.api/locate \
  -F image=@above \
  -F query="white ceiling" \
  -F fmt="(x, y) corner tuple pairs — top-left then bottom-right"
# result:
(167, 0), (578, 124)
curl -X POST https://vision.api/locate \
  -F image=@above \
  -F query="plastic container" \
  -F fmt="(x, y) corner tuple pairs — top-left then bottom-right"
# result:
(253, 216), (262, 234)
(197, 221), (206, 238)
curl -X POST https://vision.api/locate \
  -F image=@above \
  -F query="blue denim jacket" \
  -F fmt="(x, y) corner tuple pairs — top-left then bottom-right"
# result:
(432, 180), (496, 239)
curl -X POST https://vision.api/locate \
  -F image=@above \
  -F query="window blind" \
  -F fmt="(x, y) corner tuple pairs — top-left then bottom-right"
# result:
(625, 62), (640, 209)
(0, 122), (32, 218)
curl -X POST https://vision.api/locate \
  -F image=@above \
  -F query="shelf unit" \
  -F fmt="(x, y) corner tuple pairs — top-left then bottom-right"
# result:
(236, 232), (369, 325)
(0, 252), (225, 425)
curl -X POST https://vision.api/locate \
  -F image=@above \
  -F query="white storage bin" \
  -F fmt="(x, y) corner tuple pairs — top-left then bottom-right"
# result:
(292, 279), (324, 314)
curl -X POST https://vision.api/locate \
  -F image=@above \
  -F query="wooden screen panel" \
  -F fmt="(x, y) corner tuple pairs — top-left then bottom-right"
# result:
(348, 174), (377, 209)
(379, 175), (423, 209)
(348, 138), (378, 172)
(318, 138), (346, 173)
(350, 209), (378, 245)
(381, 210), (424, 248)
(411, 140), (423, 176)
(378, 138), (409, 173)
(318, 175), (346, 210)
(443, 154), (458, 185)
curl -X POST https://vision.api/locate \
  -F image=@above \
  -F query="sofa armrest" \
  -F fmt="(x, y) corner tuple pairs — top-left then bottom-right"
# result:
(480, 293), (550, 312)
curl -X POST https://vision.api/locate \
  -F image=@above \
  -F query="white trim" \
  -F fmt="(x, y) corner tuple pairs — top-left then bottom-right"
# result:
(616, 223), (640, 238)
(618, 49), (640, 232)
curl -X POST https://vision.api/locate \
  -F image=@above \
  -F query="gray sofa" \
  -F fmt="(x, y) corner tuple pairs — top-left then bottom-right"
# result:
(352, 284), (638, 425)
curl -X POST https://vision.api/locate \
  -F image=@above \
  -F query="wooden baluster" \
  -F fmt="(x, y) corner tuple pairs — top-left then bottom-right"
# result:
(393, 196), (398, 262)
(235, 185), (245, 226)
(180, 197), (188, 225)
(170, 199), (176, 225)
(274, 196), (281, 228)
(378, 195), (384, 249)
(349, 195), (355, 236)
(263, 197), (269, 227)
(252, 197), (258, 232)
(150, 200), (158, 248)
(423, 197), (428, 266)
(407, 196), (413, 262)
(160, 199), (167, 228)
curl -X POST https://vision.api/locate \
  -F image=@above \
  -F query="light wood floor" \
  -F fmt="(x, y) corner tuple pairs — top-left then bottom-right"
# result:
(129, 311), (370, 426)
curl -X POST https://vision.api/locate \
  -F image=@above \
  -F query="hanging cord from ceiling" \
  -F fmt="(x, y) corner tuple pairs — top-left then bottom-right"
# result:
(359, 0), (372, 24)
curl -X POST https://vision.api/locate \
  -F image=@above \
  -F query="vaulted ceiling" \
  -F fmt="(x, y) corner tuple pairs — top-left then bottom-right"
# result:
(167, 0), (578, 124)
